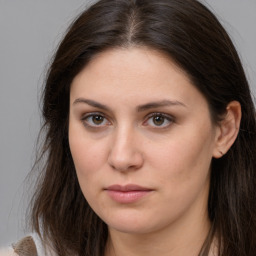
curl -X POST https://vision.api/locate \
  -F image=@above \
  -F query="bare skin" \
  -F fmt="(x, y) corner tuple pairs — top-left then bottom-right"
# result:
(69, 47), (241, 256)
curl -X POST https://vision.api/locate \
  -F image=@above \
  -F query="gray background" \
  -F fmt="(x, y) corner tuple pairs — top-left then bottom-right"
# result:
(0, 0), (255, 246)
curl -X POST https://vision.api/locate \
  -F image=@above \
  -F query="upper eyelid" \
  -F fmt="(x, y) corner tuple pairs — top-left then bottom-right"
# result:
(146, 112), (175, 120)
(81, 111), (109, 120)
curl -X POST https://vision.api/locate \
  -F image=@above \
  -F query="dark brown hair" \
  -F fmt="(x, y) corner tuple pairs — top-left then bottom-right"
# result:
(30, 0), (256, 255)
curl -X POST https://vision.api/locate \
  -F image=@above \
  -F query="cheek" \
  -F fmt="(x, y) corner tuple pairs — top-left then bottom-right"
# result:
(69, 139), (93, 171)
(68, 126), (107, 185)
(69, 136), (107, 205)
(149, 136), (212, 218)
(149, 125), (215, 191)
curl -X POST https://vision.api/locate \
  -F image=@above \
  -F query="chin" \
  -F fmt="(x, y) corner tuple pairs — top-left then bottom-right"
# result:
(101, 211), (164, 235)
(108, 223), (154, 235)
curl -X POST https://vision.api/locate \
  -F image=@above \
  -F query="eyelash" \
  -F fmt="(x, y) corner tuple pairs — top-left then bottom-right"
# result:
(143, 113), (174, 128)
(81, 112), (174, 129)
(81, 112), (111, 128)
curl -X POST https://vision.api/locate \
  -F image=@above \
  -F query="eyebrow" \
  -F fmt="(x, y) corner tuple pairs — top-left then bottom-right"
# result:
(72, 98), (187, 112)
(73, 98), (110, 111)
(137, 100), (187, 112)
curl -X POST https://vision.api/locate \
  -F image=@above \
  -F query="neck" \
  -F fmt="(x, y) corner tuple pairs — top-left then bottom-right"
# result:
(105, 212), (211, 256)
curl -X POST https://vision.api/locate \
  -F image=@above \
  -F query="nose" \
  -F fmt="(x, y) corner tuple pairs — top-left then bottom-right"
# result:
(108, 127), (144, 172)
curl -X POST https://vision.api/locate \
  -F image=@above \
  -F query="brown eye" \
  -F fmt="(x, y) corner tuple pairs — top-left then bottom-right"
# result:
(92, 115), (104, 125)
(153, 116), (165, 126)
(144, 113), (174, 128)
(82, 113), (110, 127)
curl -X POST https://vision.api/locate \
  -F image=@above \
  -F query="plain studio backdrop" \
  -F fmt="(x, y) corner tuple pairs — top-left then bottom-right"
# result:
(0, 0), (255, 246)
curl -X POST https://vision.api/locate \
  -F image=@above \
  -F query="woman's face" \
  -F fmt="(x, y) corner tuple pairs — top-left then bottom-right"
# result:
(69, 47), (219, 235)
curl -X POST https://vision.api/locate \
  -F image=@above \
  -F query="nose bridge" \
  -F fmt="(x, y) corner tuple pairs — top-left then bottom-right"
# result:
(108, 124), (143, 171)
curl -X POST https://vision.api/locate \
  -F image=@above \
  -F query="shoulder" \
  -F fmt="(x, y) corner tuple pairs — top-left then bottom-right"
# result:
(0, 247), (18, 256)
(12, 236), (37, 256)
(1, 233), (56, 256)
(0, 236), (37, 256)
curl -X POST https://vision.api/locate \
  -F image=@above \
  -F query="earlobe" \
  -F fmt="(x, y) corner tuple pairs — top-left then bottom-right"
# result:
(213, 101), (242, 159)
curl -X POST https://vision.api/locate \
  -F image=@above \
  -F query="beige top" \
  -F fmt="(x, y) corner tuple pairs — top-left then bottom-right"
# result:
(1, 234), (218, 256)
(12, 236), (37, 256)
(0, 234), (56, 256)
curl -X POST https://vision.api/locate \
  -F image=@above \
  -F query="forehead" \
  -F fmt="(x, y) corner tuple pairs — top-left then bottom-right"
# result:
(72, 46), (188, 85)
(70, 47), (207, 109)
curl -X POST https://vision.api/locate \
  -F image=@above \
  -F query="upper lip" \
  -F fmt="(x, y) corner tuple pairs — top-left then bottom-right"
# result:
(105, 184), (153, 191)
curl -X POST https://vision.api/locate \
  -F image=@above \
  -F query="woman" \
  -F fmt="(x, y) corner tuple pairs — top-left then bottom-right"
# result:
(5, 0), (256, 255)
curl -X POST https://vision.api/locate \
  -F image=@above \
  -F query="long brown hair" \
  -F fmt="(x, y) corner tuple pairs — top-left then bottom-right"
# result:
(30, 0), (256, 255)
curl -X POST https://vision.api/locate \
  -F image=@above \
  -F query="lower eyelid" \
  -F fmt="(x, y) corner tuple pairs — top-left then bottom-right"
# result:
(80, 113), (112, 128)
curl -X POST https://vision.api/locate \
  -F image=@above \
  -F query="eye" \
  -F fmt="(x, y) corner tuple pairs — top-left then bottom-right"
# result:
(81, 113), (110, 127)
(144, 113), (174, 128)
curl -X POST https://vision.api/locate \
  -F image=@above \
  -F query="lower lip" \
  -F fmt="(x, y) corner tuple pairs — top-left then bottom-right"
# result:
(106, 190), (152, 203)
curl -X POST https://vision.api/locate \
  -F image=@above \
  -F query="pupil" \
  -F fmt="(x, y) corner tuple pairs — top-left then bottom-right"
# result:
(93, 115), (103, 124)
(153, 116), (164, 125)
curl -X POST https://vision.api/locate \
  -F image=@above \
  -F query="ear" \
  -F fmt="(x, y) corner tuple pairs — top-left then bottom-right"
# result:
(213, 101), (242, 158)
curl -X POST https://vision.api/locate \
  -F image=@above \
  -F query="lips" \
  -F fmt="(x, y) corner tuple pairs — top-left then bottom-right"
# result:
(105, 184), (153, 203)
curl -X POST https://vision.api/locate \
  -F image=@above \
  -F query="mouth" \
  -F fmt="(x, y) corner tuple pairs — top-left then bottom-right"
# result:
(104, 184), (153, 203)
